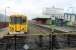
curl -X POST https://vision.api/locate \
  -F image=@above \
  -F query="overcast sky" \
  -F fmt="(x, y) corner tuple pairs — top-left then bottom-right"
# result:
(0, 0), (76, 19)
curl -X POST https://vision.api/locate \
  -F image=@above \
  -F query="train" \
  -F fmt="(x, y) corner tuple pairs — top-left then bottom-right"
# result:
(8, 14), (28, 34)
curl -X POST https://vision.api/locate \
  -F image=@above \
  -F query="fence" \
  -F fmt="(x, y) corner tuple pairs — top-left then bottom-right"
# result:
(0, 34), (76, 50)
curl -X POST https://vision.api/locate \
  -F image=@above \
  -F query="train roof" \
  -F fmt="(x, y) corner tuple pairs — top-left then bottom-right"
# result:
(10, 14), (27, 17)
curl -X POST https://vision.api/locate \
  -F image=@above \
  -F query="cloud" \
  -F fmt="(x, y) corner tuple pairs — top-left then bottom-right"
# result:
(0, 0), (76, 19)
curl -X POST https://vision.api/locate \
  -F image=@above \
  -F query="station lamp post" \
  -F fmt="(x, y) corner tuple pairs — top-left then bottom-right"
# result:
(5, 7), (10, 23)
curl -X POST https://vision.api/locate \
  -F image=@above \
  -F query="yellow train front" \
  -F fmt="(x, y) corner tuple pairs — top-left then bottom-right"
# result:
(8, 14), (28, 34)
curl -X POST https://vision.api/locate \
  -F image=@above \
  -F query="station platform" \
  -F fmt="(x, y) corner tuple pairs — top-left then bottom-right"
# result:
(0, 27), (8, 38)
(33, 24), (76, 33)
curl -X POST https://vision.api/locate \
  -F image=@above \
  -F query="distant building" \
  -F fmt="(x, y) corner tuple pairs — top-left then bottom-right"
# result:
(0, 13), (9, 22)
(43, 7), (76, 26)
(43, 7), (64, 20)
(33, 7), (76, 26)
(64, 13), (76, 26)
(64, 13), (76, 21)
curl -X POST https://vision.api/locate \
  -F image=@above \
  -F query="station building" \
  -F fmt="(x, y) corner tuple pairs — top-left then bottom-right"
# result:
(33, 18), (52, 25)
(33, 7), (76, 26)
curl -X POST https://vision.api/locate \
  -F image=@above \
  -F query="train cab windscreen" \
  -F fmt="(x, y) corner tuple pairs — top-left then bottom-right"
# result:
(10, 17), (26, 24)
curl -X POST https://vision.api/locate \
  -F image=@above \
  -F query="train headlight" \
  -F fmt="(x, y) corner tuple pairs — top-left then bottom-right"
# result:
(21, 28), (25, 31)
(10, 27), (14, 31)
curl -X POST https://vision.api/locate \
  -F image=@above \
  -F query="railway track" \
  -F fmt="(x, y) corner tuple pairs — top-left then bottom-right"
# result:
(30, 24), (76, 49)
(1, 24), (76, 50)
(30, 24), (51, 36)
(0, 35), (27, 50)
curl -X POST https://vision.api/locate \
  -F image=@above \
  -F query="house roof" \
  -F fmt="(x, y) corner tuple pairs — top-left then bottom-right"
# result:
(64, 13), (76, 15)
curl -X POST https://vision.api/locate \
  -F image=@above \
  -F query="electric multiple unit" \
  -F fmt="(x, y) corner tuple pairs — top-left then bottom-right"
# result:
(8, 14), (28, 34)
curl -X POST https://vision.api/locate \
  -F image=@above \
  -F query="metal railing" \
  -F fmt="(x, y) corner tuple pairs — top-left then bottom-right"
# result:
(0, 34), (76, 50)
